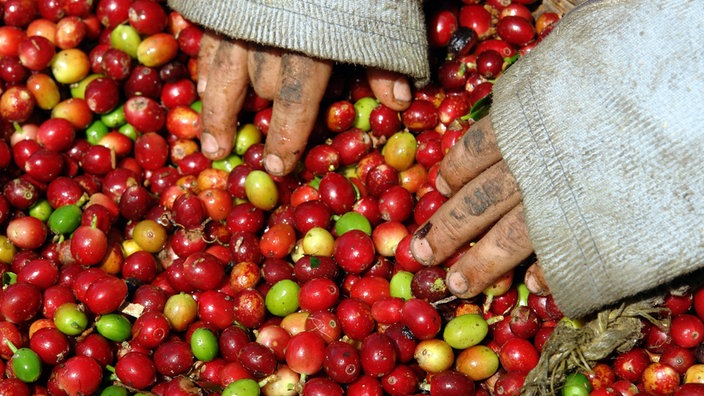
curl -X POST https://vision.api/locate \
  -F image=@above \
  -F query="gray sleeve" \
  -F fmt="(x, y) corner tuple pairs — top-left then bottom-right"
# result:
(490, 0), (704, 318)
(167, 0), (430, 84)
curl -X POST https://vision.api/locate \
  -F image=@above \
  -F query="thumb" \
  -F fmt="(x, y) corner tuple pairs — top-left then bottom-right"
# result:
(367, 68), (412, 112)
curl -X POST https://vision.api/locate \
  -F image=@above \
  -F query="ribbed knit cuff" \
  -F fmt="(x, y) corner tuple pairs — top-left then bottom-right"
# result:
(490, 68), (613, 319)
(168, 0), (430, 84)
(491, 0), (704, 318)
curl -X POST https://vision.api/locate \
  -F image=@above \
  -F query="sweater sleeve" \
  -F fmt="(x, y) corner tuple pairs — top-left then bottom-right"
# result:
(166, 0), (430, 84)
(490, 0), (704, 318)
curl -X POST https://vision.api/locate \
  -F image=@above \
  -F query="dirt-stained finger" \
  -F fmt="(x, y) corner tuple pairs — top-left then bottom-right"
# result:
(248, 44), (283, 100)
(263, 53), (333, 176)
(525, 261), (550, 296)
(196, 31), (221, 96)
(199, 38), (249, 160)
(445, 203), (534, 298)
(435, 116), (502, 196)
(367, 68), (412, 111)
(410, 160), (521, 266)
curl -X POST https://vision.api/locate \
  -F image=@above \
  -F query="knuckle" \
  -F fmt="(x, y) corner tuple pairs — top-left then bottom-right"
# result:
(276, 58), (311, 105)
(427, 212), (475, 248)
(248, 48), (280, 99)
(275, 82), (308, 108)
(493, 207), (532, 256)
(460, 118), (496, 157)
(457, 175), (518, 218)
(460, 126), (489, 157)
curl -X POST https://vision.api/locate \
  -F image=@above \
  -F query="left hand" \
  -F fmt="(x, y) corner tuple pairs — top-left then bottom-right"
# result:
(197, 31), (414, 176)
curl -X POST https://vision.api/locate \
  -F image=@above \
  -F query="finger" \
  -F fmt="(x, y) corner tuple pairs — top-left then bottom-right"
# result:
(445, 203), (534, 298)
(435, 116), (502, 196)
(367, 68), (412, 111)
(263, 53), (333, 176)
(199, 39), (249, 160)
(410, 160), (521, 266)
(524, 261), (550, 296)
(196, 31), (220, 96)
(247, 44), (283, 100)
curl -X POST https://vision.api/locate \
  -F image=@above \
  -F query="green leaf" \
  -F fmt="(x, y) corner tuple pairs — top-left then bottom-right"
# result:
(310, 256), (320, 269)
(3, 271), (16, 286)
(504, 53), (521, 69)
(463, 93), (493, 122)
(308, 176), (322, 190)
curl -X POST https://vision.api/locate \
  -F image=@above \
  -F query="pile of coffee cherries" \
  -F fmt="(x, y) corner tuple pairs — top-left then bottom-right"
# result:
(0, 0), (703, 395)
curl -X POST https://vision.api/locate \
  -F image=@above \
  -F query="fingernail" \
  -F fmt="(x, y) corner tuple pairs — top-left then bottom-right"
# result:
(200, 133), (220, 157)
(393, 78), (411, 104)
(410, 236), (433, 265)
(525, 271), (550, 296)
(435, 174), (451, 196)
(447, 271), (468, 295)
(525, 274), (543, 295)
(264, 154), (284, 176)
(197, 78), (207, 95)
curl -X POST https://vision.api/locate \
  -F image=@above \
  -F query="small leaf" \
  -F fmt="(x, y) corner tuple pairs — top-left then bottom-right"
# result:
(504, 53), (521, 69)
(310, 256), (320, 269)
(462, 93), (493, 121)
(3, 272), (16, 286)
(308, 176), (322, 189)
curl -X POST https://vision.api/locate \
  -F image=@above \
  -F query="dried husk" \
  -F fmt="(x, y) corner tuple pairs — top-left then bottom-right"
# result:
(520, 293), (673, 395)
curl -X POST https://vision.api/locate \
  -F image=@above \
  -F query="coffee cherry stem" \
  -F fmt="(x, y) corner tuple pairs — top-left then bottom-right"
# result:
(432, 294), (458, 307)
(258, 374), (277, 388)
(5, 339), (18, 354)
(517, 283), (530, 307)
(486, 314), (504, 326)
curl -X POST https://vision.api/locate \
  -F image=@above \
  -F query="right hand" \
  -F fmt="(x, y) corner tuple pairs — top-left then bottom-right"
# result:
(196, 31), (415, 176)
(409, 116), (550, 298)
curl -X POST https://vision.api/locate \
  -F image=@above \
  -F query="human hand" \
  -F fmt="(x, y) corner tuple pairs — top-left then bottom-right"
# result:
(409, 116), (550, 298)
(196, 32), (414, 176)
